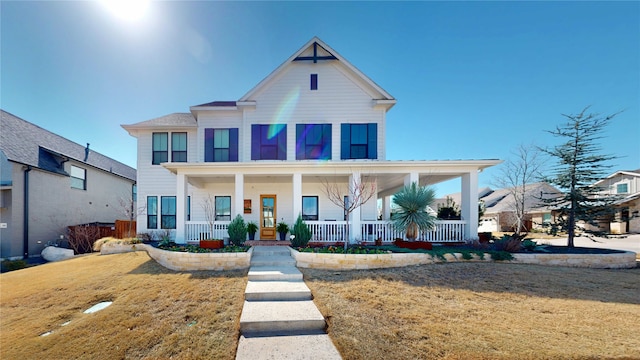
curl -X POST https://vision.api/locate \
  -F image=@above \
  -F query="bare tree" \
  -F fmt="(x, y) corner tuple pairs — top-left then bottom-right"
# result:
(322, 173), (376, 250)
(117, 191), (146, 239)
(201, 194), (216, 239)
(493, 144), (545, 234)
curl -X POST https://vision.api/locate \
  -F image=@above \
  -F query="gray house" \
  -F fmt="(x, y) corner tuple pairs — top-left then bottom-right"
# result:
(0, 110), (136, 259)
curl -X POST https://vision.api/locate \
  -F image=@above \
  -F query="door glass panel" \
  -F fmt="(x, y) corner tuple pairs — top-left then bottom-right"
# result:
(262, 197), (275, 228)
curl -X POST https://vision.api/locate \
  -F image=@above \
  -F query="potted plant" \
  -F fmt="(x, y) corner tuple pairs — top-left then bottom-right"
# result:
(276, 221), (289, 241)
(247, 221), (258, 240)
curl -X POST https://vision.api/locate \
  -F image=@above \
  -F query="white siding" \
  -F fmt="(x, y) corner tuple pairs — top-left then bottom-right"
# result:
(196, 111), (243, 162)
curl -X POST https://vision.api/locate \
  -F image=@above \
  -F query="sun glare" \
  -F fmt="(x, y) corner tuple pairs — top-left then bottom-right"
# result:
(101, 0), (150, 21)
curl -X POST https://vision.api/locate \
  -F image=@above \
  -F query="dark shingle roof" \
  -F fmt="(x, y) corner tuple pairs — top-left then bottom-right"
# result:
(193, 101), (237, 107)
(1, 110), (136, 181)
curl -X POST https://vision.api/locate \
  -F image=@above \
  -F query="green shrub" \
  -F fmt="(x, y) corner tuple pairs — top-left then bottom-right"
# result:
(2, 259), (27, 272)
(521, 239), (537, 251)
(290, 215), (312, 247)
(228, 215), (247, 246)
(489, 251), (514, 261)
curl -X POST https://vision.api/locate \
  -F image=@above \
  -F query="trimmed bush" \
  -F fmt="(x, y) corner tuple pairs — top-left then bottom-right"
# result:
(290, 215), (312, 247)
(228, 215), (247, 246)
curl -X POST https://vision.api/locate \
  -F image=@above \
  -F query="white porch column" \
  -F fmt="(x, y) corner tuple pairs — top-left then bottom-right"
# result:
(383, 195), (392, 220)
(292, 173), (302, 220)
(350, 172), (362, 243)
(404, 172), (419, 187)
(461, 170), (479, 241)
(234, 174), (244, 218)
(175, 172), (188, 244)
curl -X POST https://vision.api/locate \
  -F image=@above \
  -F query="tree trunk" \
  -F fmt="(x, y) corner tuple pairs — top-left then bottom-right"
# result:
(406, 222), (418, 241)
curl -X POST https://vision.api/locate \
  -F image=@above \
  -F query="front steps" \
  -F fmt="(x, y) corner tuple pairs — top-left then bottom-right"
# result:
(236, 246), (341, 360)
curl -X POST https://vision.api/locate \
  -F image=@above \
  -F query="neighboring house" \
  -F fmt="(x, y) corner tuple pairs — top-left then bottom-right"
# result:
(592, 169), (640, 234)
(122, 37), (501, 244)
(0, 110), (137, 259)
(439, 182), (562, 233)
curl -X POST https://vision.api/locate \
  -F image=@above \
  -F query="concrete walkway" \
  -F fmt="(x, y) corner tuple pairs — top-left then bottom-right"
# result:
(236, 246), (342, 360)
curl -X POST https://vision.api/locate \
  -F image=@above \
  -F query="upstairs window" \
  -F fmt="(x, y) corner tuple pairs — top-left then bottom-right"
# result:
(215, 196), (231, 221)
(296, 124), (331, 160)
(70, 165), (86, 190)
(171, 132), (187, 162)
(340, 123), (377, 160)
(617, 183), (628, 194)
(161, 196), (176, 229)
(152, 132), (168, 164)
(205, 128), (239, 162)
(251, 124), (287, 160)
(310, 74), (318, 90)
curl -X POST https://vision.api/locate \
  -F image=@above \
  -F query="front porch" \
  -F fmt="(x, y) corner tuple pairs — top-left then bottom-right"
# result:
(186, 219), (467, 244)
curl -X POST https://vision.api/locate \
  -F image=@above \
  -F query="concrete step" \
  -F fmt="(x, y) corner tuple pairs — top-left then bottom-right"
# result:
(236, 334), (342, 360)
(248, 266), (303, 281)
(252, 246), (291, 256)
(239, 300), (326, 335)
(245, 280), (312, 301)
(250, 254), (296, 267)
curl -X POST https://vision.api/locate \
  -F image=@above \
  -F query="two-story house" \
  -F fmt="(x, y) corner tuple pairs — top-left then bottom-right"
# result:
(592, 169), (640, 234)
(122, 37), (501, 244)
(1, 110), (137, 259)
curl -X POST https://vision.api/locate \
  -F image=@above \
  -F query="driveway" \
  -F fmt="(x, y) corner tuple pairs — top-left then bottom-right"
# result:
(532, 234), (640, 254)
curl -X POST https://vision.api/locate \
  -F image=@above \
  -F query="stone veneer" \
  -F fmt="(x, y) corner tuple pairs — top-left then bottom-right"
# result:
(101, 243), (253, 271)
(290, 248), (637, 270)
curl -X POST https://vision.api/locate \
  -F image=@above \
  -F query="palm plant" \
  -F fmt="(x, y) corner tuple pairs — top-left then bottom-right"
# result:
(391, 182), (437, 241)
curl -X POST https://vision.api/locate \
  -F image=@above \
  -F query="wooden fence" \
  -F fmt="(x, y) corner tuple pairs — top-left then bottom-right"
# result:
(115, 220), (137, 239)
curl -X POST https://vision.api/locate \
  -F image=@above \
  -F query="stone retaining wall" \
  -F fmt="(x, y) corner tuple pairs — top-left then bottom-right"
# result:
(290, 248), (637, 270)
(101, 243), (253, 271)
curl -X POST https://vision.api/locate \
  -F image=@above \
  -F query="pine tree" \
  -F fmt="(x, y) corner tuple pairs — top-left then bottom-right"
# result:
(540, 107), (621, 247)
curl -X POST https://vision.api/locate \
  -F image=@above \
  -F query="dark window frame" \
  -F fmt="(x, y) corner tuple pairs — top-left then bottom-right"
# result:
(296, 124), (331, 160)
(147, 196), (158, 229)
(152, 132), (168, 165)
(171, 132), (187, 162)
(215, 196), (231, 221)
(205, 128), (238, 162)
(340, 123), (377, 160)
(161, 196), (176, 229)
(302, 196), (319, 221)
(70, 165), (86, 190)
(310, 74), (318, 90)
(251, 124), (287, 160)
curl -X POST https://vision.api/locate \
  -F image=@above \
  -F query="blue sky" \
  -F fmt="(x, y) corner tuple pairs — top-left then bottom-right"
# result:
(2, 1), (638, 197)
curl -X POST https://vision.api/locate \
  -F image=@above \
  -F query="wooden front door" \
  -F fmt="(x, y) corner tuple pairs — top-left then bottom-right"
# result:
(260, 195), (277, 240)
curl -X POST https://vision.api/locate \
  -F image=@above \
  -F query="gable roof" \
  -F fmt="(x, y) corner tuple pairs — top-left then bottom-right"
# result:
(593, 169), (640, 186)
(122, 113), (197, 131)
(1, 110), (136, 181)
(238, 36), (396, 105)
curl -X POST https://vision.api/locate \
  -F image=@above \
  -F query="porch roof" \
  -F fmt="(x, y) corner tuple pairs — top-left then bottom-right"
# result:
(163, 159), (502, 197)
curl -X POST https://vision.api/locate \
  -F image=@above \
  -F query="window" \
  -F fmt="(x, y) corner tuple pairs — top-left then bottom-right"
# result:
(161, 196), (176, 229)
(70, 165), (86, 190)
(187, 196), (191, 221)
(296, 124), (331, 160)
(171, 132), (187, 162)
(542, 213), (552, 224)
(302, 196), (319, 221)
(340, 123), (377, 159)
(152, 132), (168, 164)
(205, 128), (239, 162)
(215, 196), (231, 221)
(310, 74), (318, 90)
(251, 124), (287, 160)
(147, 196), (158, 229)
(617, 183), (629, 194)
(132, 184), (137, 202)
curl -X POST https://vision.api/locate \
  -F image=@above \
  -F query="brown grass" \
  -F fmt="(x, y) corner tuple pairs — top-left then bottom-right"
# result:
(302, 263), (640, 360)
(0, 252), (247, 360)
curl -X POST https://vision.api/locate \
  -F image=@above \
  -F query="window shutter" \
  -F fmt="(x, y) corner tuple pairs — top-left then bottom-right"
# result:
(229, 128), (239, 162)
(340, 123), (350, 159)
(296, 124), (305, 160)
(277, 125), (287, 160)
(251, 125), (260, 160)
(322, 124), (332, 159)
(204, 128), (214, 162)
(367, 123), (377, 159)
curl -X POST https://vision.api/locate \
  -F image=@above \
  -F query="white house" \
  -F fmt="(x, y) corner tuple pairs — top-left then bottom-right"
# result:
(592, 169), (640, 234)
(122, 37), (501, 244)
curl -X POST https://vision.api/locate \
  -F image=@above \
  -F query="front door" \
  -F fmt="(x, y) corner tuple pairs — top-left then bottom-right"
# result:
(260, 195), (277, 240)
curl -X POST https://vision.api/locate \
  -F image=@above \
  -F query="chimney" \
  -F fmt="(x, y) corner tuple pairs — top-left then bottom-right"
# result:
(84, 143), (90, 162)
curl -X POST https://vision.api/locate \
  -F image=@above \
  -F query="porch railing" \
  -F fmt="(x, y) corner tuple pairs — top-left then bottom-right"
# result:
(185, 221), (230, 241)
(185, 220), (466, 243)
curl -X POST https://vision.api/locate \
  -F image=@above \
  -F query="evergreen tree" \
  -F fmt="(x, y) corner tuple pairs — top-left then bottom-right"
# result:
(540, 107), (621, 247)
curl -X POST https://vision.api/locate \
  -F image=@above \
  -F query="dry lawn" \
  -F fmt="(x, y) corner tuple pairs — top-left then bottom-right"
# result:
(302, 263), (640, 360)
(0, 251), (247, 360)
